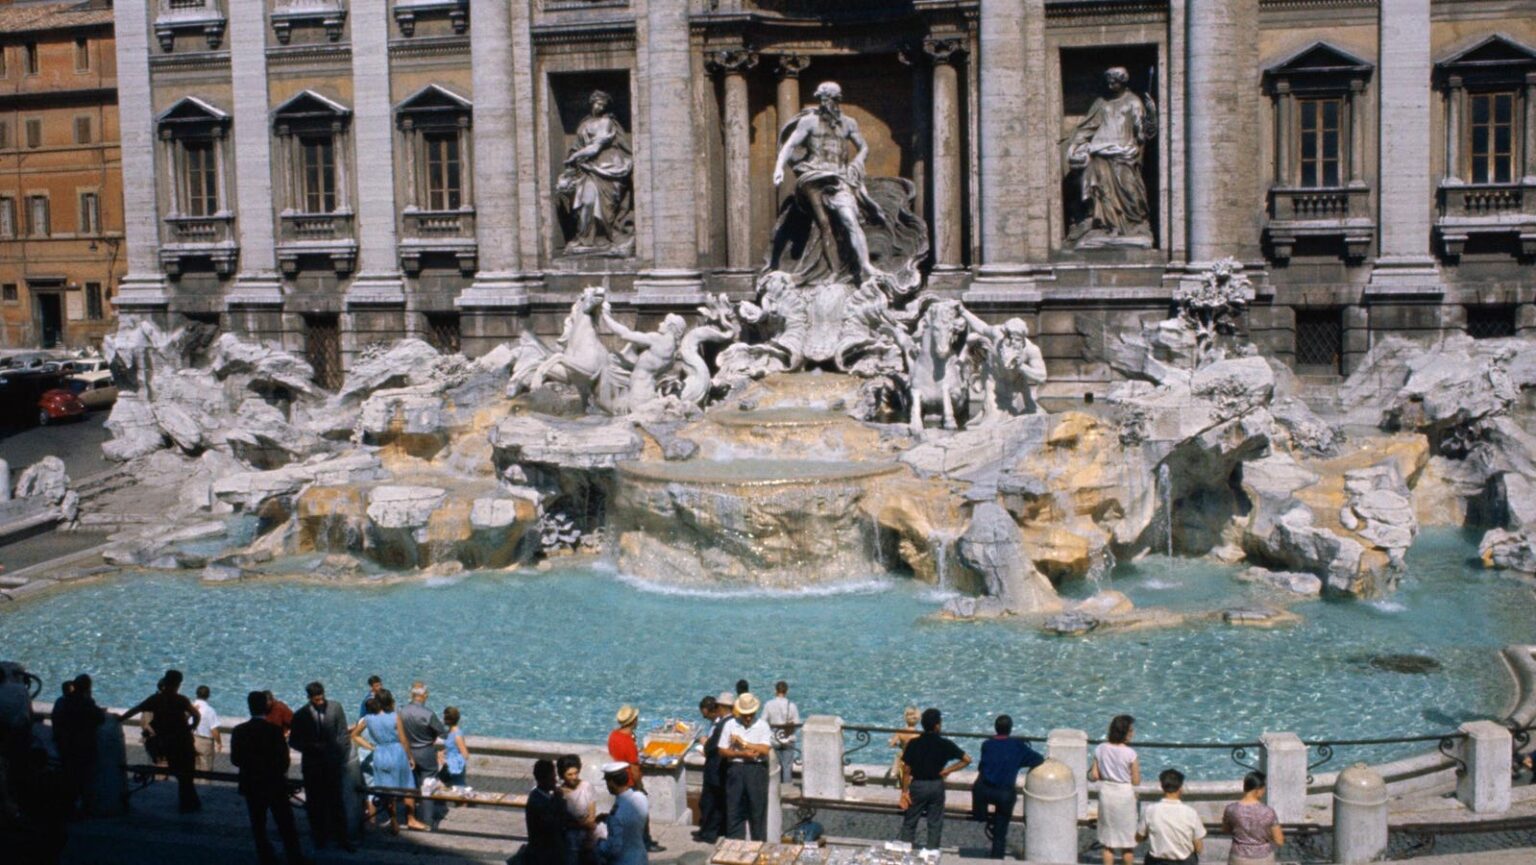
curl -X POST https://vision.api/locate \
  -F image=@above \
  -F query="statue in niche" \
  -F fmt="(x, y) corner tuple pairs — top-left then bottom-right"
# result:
(770, 81), (927, 295)
(556, 90), (635, 256)
(1064, 66), (1157, 249)
(959, 310), (1048, 420)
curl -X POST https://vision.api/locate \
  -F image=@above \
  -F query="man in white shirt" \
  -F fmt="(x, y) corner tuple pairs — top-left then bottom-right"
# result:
(191, 684), (222, 775)
(1137, 768), (1205, 865)
(762, 680), (800, 784)
(718, 692), (773, 841)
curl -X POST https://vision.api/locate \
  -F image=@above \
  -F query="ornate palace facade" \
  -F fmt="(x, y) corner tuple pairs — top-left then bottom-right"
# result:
(114, 1), (1536, 386)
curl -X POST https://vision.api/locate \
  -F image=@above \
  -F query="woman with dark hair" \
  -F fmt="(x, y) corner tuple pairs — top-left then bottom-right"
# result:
(1222, 771), (1284, 865)
(559, 753), (598, 864)
(350, 689), (416, 833)
(1088, 714), (1140, 865)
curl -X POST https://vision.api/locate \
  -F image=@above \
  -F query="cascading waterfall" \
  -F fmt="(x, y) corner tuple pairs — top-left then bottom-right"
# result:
(1158, 462), (1173, 558)
(867, 512), (886, 572)
(931, 533), (950, 591)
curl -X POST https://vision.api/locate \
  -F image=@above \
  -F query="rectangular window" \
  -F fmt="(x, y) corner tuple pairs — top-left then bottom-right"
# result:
(85, 282), (103, 320)
(424, 132), (462, 211)
(26, 195), (50, 237)
(0, 46), (8, 79)
(78, 191), (99, 234)
(74, 38), (89, 72)
(1, 284), (16, 302)
(1297, 97), (1342, 188)
(23, 42), (38, 76)
(0, 121), (9, 150)
(1468, 91), (1516, 185)
(1466, 305), (1517, 340)
(0, 197), (13, 237)
(183, 140), (219, 216)
(25, 119), (41, 149)
(299, 135), (337, 214)
(1295, 308), (1343, 374)
(74, 116), (92, 145)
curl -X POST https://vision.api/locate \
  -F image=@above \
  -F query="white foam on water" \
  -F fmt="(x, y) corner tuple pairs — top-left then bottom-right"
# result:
(609, 570), (896, 599)
(1139, 578), (1184, 590)
(917, 586), (962, 604)
(1367, 598), (1407, 614)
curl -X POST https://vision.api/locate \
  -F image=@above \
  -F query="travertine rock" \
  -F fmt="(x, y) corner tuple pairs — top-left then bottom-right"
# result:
(14, 456), (68, 504)
(1236, 566), (1322, 596)
(490, 415), (644, 471)
(943, 502), (1062, 618)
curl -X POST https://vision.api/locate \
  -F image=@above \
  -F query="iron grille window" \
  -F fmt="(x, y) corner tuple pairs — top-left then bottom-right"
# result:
(304, 314), (343, 391)
(300, 135), (337, 213)
(1466, 305), (1517, 340)
(1298, 97), (1342, 188)
(425, 312), (461, 355)
(424, 132), (462, 211)
(1294, 308), (1343, 373)
(1468, 91), (1516, 185)
(183, 140), (219, 216)
(85, 282), (103, 320)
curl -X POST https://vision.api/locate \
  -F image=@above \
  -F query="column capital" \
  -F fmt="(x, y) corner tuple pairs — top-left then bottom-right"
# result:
(922, 36), (966, 65)
(775, 52), (811, 80)
(706, 48), (758, 76)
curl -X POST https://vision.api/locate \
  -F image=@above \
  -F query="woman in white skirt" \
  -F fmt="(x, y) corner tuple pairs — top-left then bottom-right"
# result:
(1088, 714), (1141, 865)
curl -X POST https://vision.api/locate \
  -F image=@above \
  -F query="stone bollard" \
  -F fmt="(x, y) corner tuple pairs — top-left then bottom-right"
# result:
(1332, 763), (1387, 864)
(0, 458), (10, 501)
(1456, 720), (1512, 814)
(1260, 732), (1307, 824)
(92, 715), (128, 816)
(767, 749), (783, 840)
(640, 760), (691, 825)
(801, 715), (844, 801)
(1046, 728), (1088, 818)
(1024, 759), (1078, 865)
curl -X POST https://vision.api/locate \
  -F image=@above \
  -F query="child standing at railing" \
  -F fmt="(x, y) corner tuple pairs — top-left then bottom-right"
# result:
(441, 706), (469, 790)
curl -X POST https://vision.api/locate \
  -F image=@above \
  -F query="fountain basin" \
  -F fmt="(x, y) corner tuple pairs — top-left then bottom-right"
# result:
(612, 459), (903, 588)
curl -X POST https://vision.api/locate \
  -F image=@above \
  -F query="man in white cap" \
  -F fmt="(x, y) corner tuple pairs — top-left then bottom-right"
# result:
(692, 692), (734, 843)
(718, 692), (772, 840)
(595, 760), (649, 865)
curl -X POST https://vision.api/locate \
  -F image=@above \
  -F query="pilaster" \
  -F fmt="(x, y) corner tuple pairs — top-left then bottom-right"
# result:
(226, 0), (282, 309)
(635, 0), (704, 304)
(708, 49), (759, 273)
(1369, 0), (1440, 293)
(774, 55), (810, 209)
(1185, 0), (1261, 266)
(924, 38), (965, 275)
(346, 0), (405, 307)
(113, 0), (168, 309)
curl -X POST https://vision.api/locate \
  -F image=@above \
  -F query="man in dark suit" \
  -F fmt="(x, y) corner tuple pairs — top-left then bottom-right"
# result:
(287, 681), (354, 851)
(692, 693), (730, 843)
(524, 758), (571, 865)
(231, 691), (311, 865)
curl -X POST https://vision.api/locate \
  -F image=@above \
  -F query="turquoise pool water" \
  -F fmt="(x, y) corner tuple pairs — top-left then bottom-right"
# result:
(2, 528), (1530, 776)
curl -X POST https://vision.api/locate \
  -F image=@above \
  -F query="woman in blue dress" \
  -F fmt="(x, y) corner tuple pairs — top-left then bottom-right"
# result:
(350, 689), (415, 834)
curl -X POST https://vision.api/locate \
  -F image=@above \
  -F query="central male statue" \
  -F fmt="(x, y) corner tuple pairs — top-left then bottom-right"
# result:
(772, 81), (888, 284)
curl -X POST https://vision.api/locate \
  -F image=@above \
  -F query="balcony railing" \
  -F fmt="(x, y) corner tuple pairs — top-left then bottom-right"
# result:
(155, 0), (226, 52)
(394, 0), (468, 37)
(404, 209), (475, 238)
(160, 213), (236, 276)
(277, 211), (357, 275)
(271, 0), (347, 45)
(1436, 182), (1536, 258)
(165, 212), (233, 244)
(400, 208), (476, 275)
(1265, 186), (1373, 263)
(280, 211), (355, 242)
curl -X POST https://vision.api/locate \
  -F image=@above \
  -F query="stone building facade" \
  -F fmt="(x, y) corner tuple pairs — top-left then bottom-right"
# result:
(113, 0), (1536, 387)
(0, 0), (122, 350)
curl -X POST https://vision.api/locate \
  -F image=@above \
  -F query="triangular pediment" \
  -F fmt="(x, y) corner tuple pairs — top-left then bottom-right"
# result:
(1440, 34), (1536, 68)
(1270, 42), (1373, 75)
(155, 96), (229, 126)
(396, 84), (472, 113)
(273, 89), (352, 123)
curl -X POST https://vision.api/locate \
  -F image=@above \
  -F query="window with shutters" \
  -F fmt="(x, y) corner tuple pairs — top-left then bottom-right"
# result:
(75, 37), (90, 72)
(26, 195), (50, 237)
(23, 42), (37, 76)
(74, 116), (93, 145)
(299, 135), (338, 214)
(0, 197), (14, 238)
(183, 141), (219, 217)
(424, 132), (462, 211)
(85, 282), (104, 320)
(25, 118), (41, 149)
(79, 191), (100, 234)
(1467, 90), (1517, 185)
(1297, 97), (1342, 188)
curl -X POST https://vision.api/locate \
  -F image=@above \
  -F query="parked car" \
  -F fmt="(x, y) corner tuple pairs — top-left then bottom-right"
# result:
(0, 368), (67, 427)
(60, 357), (111, 375)
(65, 370), (118, 410)
(37, 387), (86, 425)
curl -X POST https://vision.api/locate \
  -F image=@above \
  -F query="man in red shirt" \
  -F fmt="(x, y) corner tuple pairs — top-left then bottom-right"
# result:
(607, 705), (663, 852)
(264, 691), (294, 739)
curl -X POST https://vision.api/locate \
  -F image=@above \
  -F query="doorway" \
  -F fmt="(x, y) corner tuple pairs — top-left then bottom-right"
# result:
(35, 292), (62, 348)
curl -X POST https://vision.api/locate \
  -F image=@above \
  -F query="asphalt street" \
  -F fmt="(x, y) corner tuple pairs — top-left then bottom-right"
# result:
(0, 408), (113, 482)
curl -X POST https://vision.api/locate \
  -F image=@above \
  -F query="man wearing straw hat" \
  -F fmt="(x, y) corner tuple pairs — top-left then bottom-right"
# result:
(718, 691), (773, 840)
(608, 705), (664, 852)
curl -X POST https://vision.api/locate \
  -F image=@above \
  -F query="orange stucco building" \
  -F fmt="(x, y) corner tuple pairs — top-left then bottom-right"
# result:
(0, 0), (121, 350)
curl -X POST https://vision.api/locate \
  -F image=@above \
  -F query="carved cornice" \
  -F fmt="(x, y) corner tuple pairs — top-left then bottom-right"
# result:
(529, 19), (637, 48)
(148, 51), (232, 74)
(387, 35), (470, 60)
(267, 44), (353, 67)
(1044, 0), (1167, 22)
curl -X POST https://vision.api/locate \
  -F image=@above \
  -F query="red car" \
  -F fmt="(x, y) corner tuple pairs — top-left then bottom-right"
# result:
(37, 387), (86, 425)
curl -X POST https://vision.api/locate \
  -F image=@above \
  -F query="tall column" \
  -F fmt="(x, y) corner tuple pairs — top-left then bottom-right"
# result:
(346, 0), (404, 303)
(1369, 0), (1439, 290)
(226, 0), (281, 307)
(1525, 73), (1536, 183)
(972, 0), (1048, 298)
(710, 49), (758, 271)
(925, 38), (964, 273)
(635, 0), (703, 302)
(774, 55), (810, 208)
(459, 0), (535, 310)
(112, 0), (168, 310)
(1185, 0), (1261, 265)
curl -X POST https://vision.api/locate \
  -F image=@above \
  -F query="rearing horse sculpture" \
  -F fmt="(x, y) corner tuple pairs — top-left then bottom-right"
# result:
(507, 286), (615, 412)
(891, 297), (976, 432)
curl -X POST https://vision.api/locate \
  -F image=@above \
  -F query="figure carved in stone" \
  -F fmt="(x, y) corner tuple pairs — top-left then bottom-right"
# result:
(959, 309), (1048, 420)
(677, 295), (741, 407)
(507, 285), (615, 411)
(1064, 67), (1157, 249)
(896, 298), (977, 432)
(557, 90), (634, 256)
(599, 304), (686, 415)
(770, 82), (927, 294)
(1173, 257), (1251, 370)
